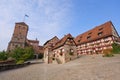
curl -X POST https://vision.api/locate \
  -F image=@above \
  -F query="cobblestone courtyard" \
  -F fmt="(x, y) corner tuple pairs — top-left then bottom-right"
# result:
(0, 54), (120, 80)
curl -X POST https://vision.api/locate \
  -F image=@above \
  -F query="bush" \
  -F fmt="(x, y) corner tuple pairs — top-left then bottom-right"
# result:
(112, 43), (120, 54)
(16, 59), (24, 64)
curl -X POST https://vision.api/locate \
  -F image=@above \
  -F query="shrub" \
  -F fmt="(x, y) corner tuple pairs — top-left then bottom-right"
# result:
(16, 59), (24, 64)
(112, 43), (120, 54)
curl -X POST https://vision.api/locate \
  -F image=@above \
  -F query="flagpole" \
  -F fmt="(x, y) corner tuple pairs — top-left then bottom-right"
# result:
(23, 14), (29, 22)
(23, 15), (25, 22)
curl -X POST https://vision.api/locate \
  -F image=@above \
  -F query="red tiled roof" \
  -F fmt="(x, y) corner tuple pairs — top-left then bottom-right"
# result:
(43, 36), (59, 46)
(53, 33), (74, 49)
(75, 21), (117, 45)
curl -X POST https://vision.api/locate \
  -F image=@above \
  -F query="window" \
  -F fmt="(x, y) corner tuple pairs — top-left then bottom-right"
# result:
(69, 49), (74, 55)
(17, 38), (20, 40)
(53, 54), (55, 57)
(70, 49), (74, 53)
(19, 32), (21, 34)
(18, 26), (21, 28)
(12, 44), (14, 46)
(78, 40), (81, 42)
(80, 36), (82, 38)
(88, 32), (92, 35)
(59, 49), (63, 56)
(67, 38), (70, 41)
(87, 36), (91, 40)
(15, 45), (18, 47)
(99, 27), (103, 31)
(98, 32), (103, 36)
(23, 27), (25, 29)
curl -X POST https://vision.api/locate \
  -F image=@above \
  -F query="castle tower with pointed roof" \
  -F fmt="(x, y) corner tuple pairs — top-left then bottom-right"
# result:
(7, 22), (28, 52)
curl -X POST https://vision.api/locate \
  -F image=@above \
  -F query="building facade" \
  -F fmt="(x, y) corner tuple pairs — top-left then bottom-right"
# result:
(74, 21), (120, 55)
(43, 34), (77, 64)
(52, 34), (77, 64)
(43, 21), (120, 64)
(43, 36), (59, 63)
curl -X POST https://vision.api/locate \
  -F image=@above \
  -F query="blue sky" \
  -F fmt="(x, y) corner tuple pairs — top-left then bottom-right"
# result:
(0, 0), (120, 51)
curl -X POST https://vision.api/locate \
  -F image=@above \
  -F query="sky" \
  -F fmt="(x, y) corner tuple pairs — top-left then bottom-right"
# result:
(0, 0), (120, 51)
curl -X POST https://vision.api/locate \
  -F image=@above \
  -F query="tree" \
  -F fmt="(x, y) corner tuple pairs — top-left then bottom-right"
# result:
(0, 51), (7, 61)
(11, 47), (24, 61)
(11, 47), (34, 64)
(22, 47), (34, 60)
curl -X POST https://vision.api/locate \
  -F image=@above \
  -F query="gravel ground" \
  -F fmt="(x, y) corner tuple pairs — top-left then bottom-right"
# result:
(0, 54), (120, 80)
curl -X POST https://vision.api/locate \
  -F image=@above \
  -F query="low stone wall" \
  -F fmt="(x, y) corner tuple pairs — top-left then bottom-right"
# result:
(0, 60), (31, 72)
(0, 63), (29, 72)
(0, 60), (15, 65)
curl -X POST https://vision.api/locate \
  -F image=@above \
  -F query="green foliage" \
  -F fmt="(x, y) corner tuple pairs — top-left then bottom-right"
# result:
(103, 43), (120, 57)
(16, 59), (24, 64)
(0, 47), (34, 63)
(11, 47), (24, 61)
(23, 47), (34, 59)
(10, 47), (34, 63)
(112, 43), (120, 54)
(0, 51), (8, 61)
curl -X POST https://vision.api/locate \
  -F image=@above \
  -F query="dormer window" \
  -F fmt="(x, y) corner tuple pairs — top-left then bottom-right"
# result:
(99, 27), (103, 31)
(98, 32), (103, 36)
(78, 40), (81, 42)
(87, 36), (91, 40)
(67, 38), (70, 41)
(80, 36), (82, 38)
(88, 32), (92, 35)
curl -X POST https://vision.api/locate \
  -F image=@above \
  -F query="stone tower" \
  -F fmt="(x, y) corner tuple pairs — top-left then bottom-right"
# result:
(7, 22), (28, 52)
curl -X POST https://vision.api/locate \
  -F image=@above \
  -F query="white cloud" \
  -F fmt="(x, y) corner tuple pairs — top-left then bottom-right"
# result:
(0, 0), (72, 51)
